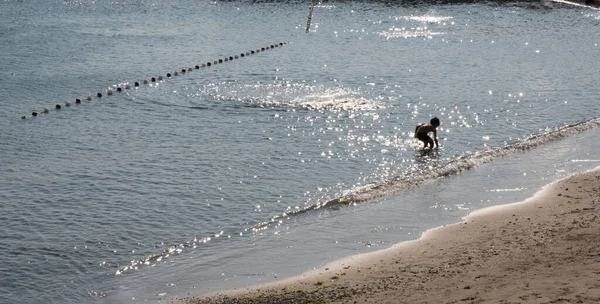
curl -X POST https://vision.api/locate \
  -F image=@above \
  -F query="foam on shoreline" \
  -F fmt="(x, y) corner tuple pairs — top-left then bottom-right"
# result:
(172, 166), (600, 304)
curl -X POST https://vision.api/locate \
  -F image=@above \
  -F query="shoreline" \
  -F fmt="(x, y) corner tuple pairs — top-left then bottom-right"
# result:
(171, 166), (600, 304)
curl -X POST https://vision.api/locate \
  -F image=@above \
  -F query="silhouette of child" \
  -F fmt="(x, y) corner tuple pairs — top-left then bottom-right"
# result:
(414, 117), (440, 149)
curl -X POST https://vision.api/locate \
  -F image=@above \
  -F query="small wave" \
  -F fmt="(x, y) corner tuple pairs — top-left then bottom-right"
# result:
(247, 117), (600, 229)
(378, 26), (444, 39)
(571, 159), (600, 162)
(292, 88), (382, 111)
(379, 14), (452, 39)
(133, 95), (211, 110)
(488, 188), (526, 192)
(550, 0), (600, 10)
(206, 83), (383, 112)
(115, 117), (600, 275)
(397, 15), (454, 24)
(115, 234), (220, 276)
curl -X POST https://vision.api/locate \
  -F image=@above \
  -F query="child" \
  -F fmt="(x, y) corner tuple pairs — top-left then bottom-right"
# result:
(414, 117), (440, 149)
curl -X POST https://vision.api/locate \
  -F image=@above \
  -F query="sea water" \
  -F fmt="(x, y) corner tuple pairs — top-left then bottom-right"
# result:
(0, 0), (599, 303)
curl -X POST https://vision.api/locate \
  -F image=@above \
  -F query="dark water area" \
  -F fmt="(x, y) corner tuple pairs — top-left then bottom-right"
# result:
(0, 0), (598, 303)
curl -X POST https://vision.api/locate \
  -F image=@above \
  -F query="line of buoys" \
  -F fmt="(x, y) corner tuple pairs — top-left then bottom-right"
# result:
(20, 42), (288, 120)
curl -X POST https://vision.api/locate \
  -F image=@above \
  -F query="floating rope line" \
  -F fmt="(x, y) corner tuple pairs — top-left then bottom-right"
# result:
(20, 42), (288, 120)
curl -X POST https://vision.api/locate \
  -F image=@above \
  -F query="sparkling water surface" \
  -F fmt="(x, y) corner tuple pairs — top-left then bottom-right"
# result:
(1, 0), (599, 303)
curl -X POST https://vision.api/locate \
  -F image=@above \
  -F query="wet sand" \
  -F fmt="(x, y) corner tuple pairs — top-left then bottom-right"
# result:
(171, 167), (600, 304)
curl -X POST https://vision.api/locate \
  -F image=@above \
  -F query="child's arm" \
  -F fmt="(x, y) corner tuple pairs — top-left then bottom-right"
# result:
(433, 129), (439, 147)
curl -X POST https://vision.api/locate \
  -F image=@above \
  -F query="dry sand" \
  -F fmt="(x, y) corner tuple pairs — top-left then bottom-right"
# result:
(171, 167), (600, 304)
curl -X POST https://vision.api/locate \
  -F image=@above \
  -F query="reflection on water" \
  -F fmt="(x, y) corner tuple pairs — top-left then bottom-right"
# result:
(378, 26), (445, 39)
(0, 1), (599, 303)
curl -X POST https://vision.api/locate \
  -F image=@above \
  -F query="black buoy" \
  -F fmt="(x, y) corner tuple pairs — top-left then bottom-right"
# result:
(241, 53), (245, 57)
(76, 98), (81, 103)
(56, 104), (62, 109)
(151, 77), (156, 82)
(117, 87), (122, 92)
(32, 112), (38, 117)
(97, 92), (103, 98)
(229, 56), (233, 60)
(218, 59), (223, 63)
(167, 73), (172, 77)
(181, 69), (186, 73)
(207, 62), (211, 67)
(134, 82), (139, 87)
(195, 65), (200, 69)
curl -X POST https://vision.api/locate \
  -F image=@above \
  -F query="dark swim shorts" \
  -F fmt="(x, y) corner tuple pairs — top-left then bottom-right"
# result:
(416, 132), (432, 142)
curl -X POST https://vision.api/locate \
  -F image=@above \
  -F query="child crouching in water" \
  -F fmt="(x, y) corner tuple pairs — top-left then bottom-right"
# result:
(414, 117), (440, 149)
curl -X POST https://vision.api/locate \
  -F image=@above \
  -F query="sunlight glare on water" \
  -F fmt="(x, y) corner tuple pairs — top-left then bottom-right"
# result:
(0, 1), (599, 303)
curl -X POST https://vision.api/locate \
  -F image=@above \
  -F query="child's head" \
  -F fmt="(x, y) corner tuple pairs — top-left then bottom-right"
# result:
(430, 116), (440, 127)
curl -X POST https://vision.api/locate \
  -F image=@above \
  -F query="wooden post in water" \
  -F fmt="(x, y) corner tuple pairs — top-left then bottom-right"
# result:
(306, 1), (320, 33)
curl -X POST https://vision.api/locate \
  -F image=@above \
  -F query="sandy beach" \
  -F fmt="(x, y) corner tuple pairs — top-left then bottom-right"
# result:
(171, 167), (600, 304)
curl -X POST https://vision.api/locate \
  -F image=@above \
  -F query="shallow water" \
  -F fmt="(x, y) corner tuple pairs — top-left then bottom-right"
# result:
(0, 0), (599, 303)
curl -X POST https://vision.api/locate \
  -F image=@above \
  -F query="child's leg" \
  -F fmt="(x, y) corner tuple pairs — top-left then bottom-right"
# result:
(425, 136), (434, 148)
(417, 133), (433, 149)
